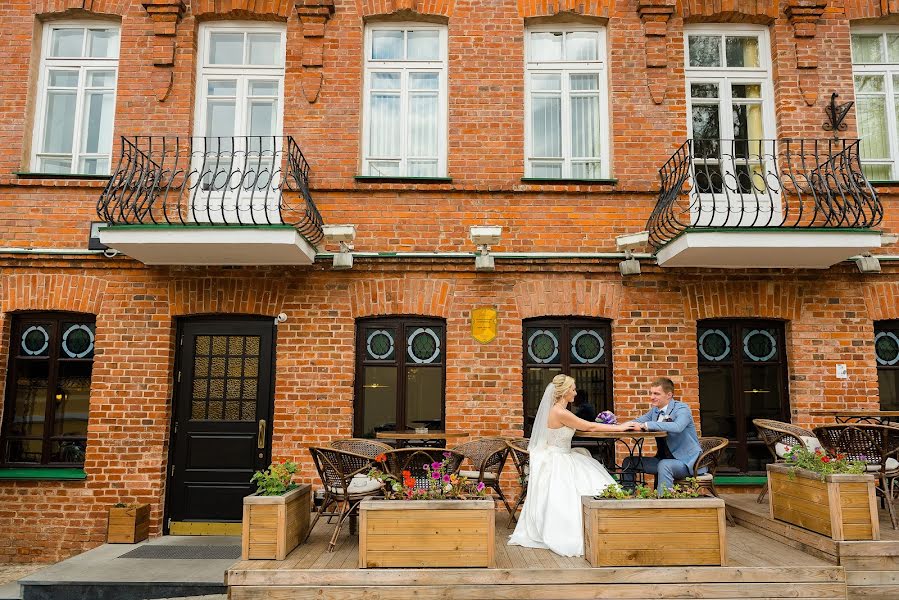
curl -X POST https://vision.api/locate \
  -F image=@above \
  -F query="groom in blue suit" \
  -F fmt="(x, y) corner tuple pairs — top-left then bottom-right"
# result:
(621, 378), (702, 493)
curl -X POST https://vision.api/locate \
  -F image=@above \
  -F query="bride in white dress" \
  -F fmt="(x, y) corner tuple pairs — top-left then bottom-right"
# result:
(509, 374), (631, 557)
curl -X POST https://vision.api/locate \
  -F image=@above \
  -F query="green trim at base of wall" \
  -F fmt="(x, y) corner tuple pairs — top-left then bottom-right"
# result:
(0, 468), (86, 481)
(714, 476), (766, 485)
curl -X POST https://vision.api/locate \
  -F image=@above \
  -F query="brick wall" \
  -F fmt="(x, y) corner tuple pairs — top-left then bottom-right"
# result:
(0, 0), (898, 563)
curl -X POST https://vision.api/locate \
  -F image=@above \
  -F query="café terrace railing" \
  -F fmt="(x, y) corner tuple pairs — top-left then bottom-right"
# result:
(96, 136), (325, 246)
(646, 138), (883, 249)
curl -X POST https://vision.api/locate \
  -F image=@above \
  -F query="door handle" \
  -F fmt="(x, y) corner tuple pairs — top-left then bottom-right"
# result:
(258, 419), (266, 449)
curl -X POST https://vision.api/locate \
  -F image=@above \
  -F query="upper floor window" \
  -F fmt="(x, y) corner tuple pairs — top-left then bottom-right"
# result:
(362, 24), (448, 177)
(2, 313), (95, 466)
(684, 26), (775, 194)
(525, 27), (608, 179)
(851, 30), (899, 180)
(32, 23), (120, 175)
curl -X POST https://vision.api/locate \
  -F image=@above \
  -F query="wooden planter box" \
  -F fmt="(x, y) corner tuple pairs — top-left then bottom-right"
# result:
(582, 496), (727, 567)
(767, 463), (879, 541)
(107, 504), (150, 544)
(359, 499), (495, 568)
(242, 484), (311, 560)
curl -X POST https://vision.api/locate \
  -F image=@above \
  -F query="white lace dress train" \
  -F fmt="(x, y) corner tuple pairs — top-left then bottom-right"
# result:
(508, 425), (616, 557)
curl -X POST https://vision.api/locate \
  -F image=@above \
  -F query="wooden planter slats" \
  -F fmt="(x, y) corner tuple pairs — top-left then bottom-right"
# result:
(767, 463), (879, 541)
(107, 504), (150, 544)
(242, 484), (311, 560)
(582, 497), (727, 567)
(359, 499), (495, 568)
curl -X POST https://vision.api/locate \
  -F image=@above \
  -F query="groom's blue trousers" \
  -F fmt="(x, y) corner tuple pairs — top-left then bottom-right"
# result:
(621, 456), (690, 492)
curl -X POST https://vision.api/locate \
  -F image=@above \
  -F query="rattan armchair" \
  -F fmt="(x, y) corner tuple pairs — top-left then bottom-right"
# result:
(674, 436), (733, 525)
(329, 438), (393, 459)
(814, 424), (899, 530)
(308, 446), (384, 551)
(379, 447), (465, 490)
(451, 437), (513, 516)
(753, 418), (819, 503)
(506, 439), (529, 527)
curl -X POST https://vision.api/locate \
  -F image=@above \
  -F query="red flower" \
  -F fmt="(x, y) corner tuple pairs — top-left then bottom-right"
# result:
(375, 453), (387, 463)
(837, 453), (845, 460)
(402, 470), (411, 478)
(822, 456), (831, 463)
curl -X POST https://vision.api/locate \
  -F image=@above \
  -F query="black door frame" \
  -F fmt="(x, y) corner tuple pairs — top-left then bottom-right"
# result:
(163, 315), (277, 533)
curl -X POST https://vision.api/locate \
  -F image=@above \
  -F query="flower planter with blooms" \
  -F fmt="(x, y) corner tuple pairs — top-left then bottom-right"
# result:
(582, 479), (727, 567)
(768, 445), (879, 541)
(242, 461), (311, 560)
(359, 453), (495, 568)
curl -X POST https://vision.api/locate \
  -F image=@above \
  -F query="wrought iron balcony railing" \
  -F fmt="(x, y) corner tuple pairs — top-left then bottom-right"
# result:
(646, 138), (882, 249)
(97, 136), (324, 246)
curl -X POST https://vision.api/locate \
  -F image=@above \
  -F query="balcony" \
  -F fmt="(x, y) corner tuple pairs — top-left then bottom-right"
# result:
(96, 136), (324, 265)
(646, 139), (883, 269)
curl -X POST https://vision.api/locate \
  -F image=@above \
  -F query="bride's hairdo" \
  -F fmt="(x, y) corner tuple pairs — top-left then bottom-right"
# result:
(552, 374), (575, 402)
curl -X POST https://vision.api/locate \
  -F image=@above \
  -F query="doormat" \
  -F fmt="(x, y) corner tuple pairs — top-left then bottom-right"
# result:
(118, 545), (241, 560)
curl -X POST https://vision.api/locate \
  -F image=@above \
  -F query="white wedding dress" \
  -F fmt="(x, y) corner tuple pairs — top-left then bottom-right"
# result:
(508, 423), (616, 557)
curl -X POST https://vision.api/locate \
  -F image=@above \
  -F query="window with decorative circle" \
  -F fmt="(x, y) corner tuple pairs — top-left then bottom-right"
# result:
(355, 318), (445, 438)
(875, 322), (899, 411)
(523, 318), (612, 436)
(3, 313), (95, 466)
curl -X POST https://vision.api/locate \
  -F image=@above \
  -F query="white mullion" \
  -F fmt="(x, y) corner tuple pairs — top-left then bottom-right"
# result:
(70, 66), (88, 173)
(561, 68), (571, 178)
(400, 67), (409, 174)
(885, 69), (899, 179)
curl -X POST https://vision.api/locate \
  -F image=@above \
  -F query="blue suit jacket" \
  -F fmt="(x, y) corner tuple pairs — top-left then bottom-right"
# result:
(633, 399), (703, 474)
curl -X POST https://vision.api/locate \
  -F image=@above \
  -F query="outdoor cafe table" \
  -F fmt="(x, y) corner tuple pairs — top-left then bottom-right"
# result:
(375, 431), (470, 448)
(575, 430), (667, 485)
(809, 410), (899, 425)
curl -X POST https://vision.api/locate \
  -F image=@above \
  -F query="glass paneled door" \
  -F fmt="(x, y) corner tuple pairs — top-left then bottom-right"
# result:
(697, 320), (789, 473)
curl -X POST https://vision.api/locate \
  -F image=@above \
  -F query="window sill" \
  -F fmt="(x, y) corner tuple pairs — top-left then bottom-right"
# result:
(520, 177), (618, 185)
(14, 172), (111, 181)
(713, 475), (766, 485)
(354, 176), (452, 183)
(0, 467), (86, 481)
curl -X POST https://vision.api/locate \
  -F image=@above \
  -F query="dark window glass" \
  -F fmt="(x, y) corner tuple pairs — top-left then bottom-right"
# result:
(698, 320), (788, 474)
(3, 313), (95, 465)
(355, 318), (445, 438)
(875, 321), (899, 411)
(523, 318), (612, 435)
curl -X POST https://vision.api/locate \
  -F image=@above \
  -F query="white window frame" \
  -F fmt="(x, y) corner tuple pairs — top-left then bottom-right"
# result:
(851, 26), (899, 181)
(524, 25), (609, 180)
(31, 20), (120, 175)
(361, 23), (448, 178)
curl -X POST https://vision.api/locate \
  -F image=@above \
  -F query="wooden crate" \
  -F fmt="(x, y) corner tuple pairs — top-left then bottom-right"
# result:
(242, 484), (311, 560)
(107, 504), (150, 544)
(768, 463), (879, 541)
(582, 496), (727, 567)
(359, 499), (495, 568)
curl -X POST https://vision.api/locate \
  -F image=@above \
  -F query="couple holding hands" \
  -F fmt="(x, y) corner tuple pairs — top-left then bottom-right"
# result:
(509, 375), (702, 557)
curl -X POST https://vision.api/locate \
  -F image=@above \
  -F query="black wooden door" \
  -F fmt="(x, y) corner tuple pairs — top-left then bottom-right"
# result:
(167, 318), (275, 525)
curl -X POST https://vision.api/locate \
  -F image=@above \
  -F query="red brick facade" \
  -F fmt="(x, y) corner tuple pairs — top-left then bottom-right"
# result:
(0, 0), (898, 562)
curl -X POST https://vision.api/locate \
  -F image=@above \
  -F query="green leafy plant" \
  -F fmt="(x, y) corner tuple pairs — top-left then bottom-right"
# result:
(368, 452), (487, 500)
(783, 445), (866, 481)
(250, 461), (299, 496)
(595, 478), (702, 500)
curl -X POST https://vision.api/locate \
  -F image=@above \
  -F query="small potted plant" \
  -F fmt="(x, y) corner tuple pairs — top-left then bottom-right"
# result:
(768, 445), (878, 541)
(359, 452), (493, 568)
(107, 502), (150, 544)
(582, 479), (727, 567)
(242, 461), (311, 560)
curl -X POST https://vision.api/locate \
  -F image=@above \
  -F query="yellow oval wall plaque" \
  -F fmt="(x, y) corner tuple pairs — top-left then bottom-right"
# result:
(471, 307), (498, 344)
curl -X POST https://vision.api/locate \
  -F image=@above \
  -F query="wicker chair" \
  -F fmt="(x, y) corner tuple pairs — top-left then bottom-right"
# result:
(329, 438), (393, 459)
(753, 418), (821, 503)
(379, 447), (465, 490)
(674, 436), (733, 525)
(814, 424), (899, 530)
(451, 437), (513, 516)
(308, 446), (384, 551)
(506, 439), (529, 527)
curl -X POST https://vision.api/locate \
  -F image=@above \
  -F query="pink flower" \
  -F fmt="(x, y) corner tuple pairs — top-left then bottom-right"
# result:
(476, 482), (485, 491)
(431, 462), (441, 470)
(442, 474), (451, 483)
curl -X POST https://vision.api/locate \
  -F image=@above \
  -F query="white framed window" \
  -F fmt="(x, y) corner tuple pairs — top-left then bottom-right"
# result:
(524, 26), (608, 179)
(194, 23), (286, 223)
(362, 23), (448, 177)
(684, 26), (776, 197)
(851, 28), (899, 181)
(31, 22), (120, 175)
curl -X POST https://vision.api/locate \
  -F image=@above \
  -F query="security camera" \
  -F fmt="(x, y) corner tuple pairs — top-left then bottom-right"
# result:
(276, 313), (288, 323)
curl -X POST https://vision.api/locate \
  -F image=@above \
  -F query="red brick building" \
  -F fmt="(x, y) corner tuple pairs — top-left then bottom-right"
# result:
(1, 0), (898, 562)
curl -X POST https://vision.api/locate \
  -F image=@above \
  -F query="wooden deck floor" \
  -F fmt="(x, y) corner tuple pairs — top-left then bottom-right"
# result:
(228, 501), (848, 599)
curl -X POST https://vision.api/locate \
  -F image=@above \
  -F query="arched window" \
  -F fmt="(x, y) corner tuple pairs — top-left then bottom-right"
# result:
(2, 313), (96, 465)
(354, 317), (446, 437)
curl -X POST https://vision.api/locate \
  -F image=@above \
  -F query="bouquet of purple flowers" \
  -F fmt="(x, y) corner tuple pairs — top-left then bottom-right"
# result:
(596, 410), (617, 425)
